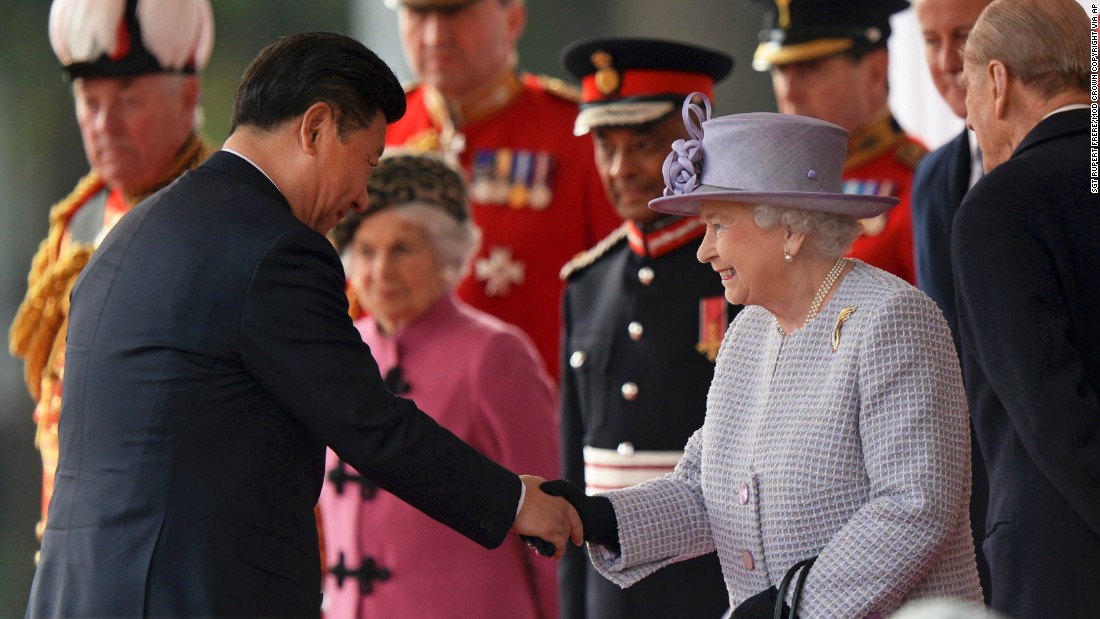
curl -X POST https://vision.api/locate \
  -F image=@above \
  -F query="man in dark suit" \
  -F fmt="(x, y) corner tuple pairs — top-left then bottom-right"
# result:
(556, 38), (735, 619)
(26, 32), (580, 619)
(910, 0), (992, 601)
(952, 1), (1097, 618)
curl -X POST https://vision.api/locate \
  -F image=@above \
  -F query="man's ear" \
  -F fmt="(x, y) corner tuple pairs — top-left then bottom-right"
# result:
(299, 101), (334, 154)
(990, 60), (1010, 120)
(862, 48), (890, 98)
(504, 0), (527, 49)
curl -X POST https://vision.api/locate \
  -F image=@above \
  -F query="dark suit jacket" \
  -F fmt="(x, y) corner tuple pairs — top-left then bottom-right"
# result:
(952, 108), (1100, 619)
(26, 151), (520, 618)
(912, 129), (971, 348)
(911, 129), (991, 602)
(560, 227), (733, 619)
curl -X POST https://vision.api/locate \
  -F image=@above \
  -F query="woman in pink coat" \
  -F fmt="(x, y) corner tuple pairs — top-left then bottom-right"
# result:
(319, 154), (559, 619)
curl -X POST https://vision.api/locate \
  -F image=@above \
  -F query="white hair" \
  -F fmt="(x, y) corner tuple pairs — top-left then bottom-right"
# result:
(752, 203), (863, 259)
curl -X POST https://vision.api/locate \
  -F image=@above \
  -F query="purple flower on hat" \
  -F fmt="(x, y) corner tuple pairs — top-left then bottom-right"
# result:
(662, 93), (712, 197)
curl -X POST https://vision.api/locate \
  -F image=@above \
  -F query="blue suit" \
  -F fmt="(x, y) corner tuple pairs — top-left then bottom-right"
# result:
(910, 129), (990, 602)
(912, 129), (971, 349)
(27, 151), (521, 618)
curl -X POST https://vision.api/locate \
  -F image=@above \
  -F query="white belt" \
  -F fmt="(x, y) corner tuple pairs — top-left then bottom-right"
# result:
(583, 446), (683, 494)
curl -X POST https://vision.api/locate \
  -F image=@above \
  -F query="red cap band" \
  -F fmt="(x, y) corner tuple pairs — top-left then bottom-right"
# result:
(582, 69), (715, 103)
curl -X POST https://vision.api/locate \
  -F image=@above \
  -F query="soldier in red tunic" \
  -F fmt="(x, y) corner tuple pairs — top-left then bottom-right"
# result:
(752, 0), (926, 284)
(8, 0), (214, 558)
(384, 0), (619, 379)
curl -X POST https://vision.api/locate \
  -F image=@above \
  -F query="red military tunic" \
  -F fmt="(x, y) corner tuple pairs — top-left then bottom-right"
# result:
(843, 111), (927, 284)
(385, 71), (619, 380)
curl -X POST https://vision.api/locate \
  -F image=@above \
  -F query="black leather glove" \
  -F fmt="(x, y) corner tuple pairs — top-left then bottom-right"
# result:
(539, 479), (620, 552)
(732, 586), (796, 619)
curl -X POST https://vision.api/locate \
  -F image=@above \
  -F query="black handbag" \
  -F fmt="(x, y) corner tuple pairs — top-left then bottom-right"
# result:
(774, 556), (817, 619)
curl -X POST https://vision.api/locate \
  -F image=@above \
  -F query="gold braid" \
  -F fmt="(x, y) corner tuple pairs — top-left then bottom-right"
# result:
(7, 133), (213, 543)
(9, 134), (212, 397)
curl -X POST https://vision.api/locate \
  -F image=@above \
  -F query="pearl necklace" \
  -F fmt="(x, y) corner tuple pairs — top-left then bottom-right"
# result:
(776, 257), (849, 336)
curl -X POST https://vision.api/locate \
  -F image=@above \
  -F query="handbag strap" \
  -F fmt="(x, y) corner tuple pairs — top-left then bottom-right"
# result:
(774, 556), (817, 619)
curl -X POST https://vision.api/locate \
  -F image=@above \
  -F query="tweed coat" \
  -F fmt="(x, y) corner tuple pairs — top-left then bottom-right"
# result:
(591, 262), (983, 618)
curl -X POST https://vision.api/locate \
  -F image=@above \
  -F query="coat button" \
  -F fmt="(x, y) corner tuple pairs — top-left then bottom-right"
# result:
(621, 382), (639, 401)
(627, 321), (644, 341)
(742, 550), (755, 571)
(637, 267), (655, 285)
(569, 350), (586, 368)
(738, 483), (750, 505)
(617, 442), (635, 456)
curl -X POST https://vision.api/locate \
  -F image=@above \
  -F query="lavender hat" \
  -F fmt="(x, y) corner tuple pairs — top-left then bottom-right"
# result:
(649, 93), (897, 218)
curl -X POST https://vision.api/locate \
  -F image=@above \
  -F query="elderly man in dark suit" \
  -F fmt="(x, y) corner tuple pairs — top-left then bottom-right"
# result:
(26, 32), (580, 619)
(952, 1), (1098, 618)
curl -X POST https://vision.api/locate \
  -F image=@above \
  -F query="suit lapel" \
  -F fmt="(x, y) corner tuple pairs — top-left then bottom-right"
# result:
(950, 130), (972, 207)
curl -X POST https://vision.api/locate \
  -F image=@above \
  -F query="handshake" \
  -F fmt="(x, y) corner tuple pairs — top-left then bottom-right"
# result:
(511, 476), (621, 559)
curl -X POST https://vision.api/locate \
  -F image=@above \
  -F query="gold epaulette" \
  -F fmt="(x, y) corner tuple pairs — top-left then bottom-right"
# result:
(894, 139), (929, 170)
(560, 223), (629, 281)
(8, 171), (104, 399)
(536, 74), (581, 104)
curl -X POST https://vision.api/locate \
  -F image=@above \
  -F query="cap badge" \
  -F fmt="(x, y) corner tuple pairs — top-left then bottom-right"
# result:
(591, 50), (620, 96)
(775, 0), (792, 29)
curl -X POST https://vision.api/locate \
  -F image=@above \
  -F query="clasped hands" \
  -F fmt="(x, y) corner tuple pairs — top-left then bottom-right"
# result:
(511, 475), (620, 559)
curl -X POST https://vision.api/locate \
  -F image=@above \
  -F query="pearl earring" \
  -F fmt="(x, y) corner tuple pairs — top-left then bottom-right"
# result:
(783, 250), (793, 263)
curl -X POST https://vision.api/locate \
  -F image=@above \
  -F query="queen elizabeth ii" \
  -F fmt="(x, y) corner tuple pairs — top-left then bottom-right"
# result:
(543, 95), (983, 618)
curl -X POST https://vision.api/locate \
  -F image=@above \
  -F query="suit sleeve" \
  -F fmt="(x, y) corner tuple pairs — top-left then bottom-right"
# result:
(953, 197), (1100, 536)
(239, 227), (521, 549)
(559, 285), (589, 619)
(469, 327), (560, 619)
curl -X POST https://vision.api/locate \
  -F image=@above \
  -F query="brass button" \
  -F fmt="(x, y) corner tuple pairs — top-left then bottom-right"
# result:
(621, 382), (639, 401)
(569, 351), (586, 368)
(627, 321), (644, 341)
(637, 267), (655, 285)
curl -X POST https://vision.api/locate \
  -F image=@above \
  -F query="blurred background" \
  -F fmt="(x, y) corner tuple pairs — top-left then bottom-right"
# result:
(0, 1), (953, 615)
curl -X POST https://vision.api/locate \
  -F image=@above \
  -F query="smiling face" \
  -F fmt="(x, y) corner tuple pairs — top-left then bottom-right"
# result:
(303, 112), (387, 234)
(591, 114), (685, 224)
(348, 208), (448, 333)
(696, 200), (787, 309)
(916, 0), (990, 118)
(73, 73), (199, 194)
(398, 0), (524, 99)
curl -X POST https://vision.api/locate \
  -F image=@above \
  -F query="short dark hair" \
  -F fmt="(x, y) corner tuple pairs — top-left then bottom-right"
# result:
(228, 32), (406, 136)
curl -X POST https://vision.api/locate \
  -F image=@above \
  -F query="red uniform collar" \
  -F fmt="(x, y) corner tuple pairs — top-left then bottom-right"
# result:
(626, 217), (705, 258)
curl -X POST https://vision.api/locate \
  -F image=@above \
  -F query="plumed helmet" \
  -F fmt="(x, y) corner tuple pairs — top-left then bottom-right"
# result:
(49, 0), (214, 80)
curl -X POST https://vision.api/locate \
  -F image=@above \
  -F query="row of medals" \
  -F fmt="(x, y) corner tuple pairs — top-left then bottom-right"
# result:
(470, 148), (554, 210)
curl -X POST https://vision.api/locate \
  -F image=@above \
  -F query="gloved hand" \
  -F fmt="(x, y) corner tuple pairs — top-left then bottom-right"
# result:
(732, 586), (796, 619)
(539, 479), (620, 552)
